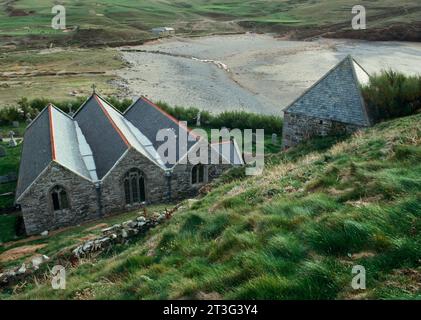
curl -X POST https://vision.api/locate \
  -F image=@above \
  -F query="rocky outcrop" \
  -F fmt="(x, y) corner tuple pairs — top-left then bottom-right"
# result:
(0, 206), (179, 289)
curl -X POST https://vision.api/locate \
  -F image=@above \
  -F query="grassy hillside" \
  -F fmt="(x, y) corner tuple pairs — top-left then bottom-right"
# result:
(1, 0), (420, 50)
(2, 113), (420, 300)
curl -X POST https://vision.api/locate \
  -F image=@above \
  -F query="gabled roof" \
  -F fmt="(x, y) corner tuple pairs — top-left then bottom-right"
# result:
(16, 105), (92, 201)
(124, 96), (199, 168)
(95, 95), (166, 169)
(16, 107), (53, 201)
(73, 95), (130, 179)
(16, 92), (242, 203)
(284, 55), (371, 126)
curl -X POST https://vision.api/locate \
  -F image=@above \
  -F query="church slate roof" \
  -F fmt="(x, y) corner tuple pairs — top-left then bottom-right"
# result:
(16, 92), (240, 203)
(284, 55), (372, 127)
(73, 95), (129, 180)
(50, 107), (91, 180)
(124, 97), (199, 167)
(16, 107), (53, 200)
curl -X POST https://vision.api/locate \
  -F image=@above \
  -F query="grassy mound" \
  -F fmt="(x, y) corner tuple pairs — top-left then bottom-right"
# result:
(4, 114), (421, 300)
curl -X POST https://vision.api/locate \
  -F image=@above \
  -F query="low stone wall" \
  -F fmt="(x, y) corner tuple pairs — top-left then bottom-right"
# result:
(282, 112), (363, 149)
(0, 255), (50, 287)
(0, 206), (179, 288)
(72, 211), (171, 258)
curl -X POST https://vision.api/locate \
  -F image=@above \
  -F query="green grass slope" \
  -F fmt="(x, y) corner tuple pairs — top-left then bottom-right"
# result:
(6, 114), (421, 300)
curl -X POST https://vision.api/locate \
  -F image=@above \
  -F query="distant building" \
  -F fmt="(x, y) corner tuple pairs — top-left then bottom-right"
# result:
(16, 93), (243, 235)
(151, 27), (175, 37)
(282, 55), (373, 149)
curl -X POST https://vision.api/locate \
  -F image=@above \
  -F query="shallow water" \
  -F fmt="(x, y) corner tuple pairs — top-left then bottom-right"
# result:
(116, 34), (421, 115)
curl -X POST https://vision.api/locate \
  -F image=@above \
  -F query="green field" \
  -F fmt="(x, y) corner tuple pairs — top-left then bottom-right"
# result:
(1, 113), (420, 299)
(1, 0), (420, 50)
(0, 48), (123, 105)
(1, 0), (420, 107)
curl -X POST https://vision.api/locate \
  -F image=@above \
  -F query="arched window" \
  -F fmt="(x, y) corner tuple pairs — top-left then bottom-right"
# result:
(124, 169), (146, 205)
(191, 164), (206, 185)
(51, 186), (69, 211)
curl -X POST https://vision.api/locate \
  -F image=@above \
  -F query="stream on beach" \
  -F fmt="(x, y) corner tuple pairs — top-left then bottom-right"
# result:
(115, 34), (421, 115)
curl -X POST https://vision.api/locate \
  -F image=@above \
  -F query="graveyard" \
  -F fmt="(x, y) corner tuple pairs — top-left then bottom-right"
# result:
(0, 133), (21, 211)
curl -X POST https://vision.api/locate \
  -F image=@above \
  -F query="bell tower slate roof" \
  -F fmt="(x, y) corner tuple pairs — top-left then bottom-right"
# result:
(284, 55), (372, 126)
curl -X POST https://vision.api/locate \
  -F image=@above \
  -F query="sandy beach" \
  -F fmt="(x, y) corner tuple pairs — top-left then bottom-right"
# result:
(115, 34), (421, 115)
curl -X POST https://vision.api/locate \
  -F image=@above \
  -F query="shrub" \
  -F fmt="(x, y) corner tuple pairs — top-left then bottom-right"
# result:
(1, 97), (283, 134)
(362, 70), (421, 122)
(156, 101), (282, 134)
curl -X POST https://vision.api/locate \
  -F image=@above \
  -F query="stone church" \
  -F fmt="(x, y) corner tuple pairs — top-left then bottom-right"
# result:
(282, 55), (373, 149)
(16, 93), (243, 235)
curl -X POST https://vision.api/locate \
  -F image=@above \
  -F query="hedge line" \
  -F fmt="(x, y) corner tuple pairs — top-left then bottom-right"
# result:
(361, 70), (421, 122)
(0, 97), (283, 134)
(155, 101), (283, 134)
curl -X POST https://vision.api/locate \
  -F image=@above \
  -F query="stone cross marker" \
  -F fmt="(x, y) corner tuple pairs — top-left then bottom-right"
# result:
(68, 104), (75, 117)
(272, 133), (278, 145)
(0, 146), (6, 157)
(8, 131), (17, 147)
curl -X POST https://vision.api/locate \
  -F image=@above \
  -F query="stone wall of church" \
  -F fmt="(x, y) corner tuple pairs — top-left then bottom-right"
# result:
(19, 162), (99, 235)
(100, 149), (168, 214)
(282, 112), (363, 149)
(19, 149), (237, 235)
(170, 162), (232, 200)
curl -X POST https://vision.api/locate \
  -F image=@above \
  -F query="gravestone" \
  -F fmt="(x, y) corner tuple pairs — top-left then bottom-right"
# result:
(0, 146), (6, 157)
(252, 133), (257, 144)
(196, 111), (201, 127)
(26, 113), (32, 125)
(8, 131), (17, 147)
(272, 133), (278, 145)
(12, 121), (19, 128)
